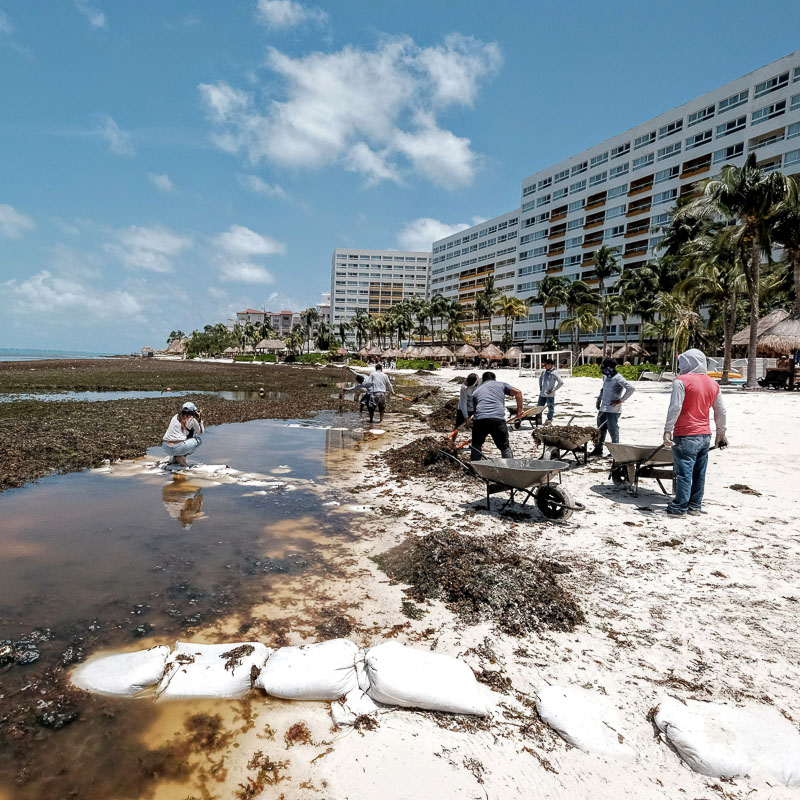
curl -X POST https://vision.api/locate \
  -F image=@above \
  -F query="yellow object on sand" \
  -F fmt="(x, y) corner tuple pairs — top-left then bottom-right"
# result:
(707, 371), (742, 379)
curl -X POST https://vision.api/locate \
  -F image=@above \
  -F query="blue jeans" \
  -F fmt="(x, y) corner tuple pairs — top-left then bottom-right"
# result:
(538, 395), (555, 421)
(162, 436), (202, 459)
(667, 434), (710, 514)
(597, 411), (620, 444)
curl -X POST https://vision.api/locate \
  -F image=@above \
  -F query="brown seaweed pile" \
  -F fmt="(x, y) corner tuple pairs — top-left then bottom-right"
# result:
(424, 397), (460, 432)
(533, 423), (600, 450)
(382, 436), (466, 480)
(373, 530), (584, 635)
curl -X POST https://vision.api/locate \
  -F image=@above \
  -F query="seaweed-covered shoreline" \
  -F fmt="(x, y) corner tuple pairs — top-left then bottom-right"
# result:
(0, 359), (429, 492)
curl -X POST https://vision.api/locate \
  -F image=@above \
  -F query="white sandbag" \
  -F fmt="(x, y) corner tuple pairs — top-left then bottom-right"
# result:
(72, 646), (169, 697)
(655, 696), (800, 785)
(157, 641), (270, 700)
(256, 638), (361, 701)
(365, 641), (488, 716)
(331, 688), (381, 727)
(535, 685), (636, 761)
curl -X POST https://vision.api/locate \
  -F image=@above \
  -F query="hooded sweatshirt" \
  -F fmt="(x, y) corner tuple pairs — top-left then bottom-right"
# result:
(664, 349), (727, 436)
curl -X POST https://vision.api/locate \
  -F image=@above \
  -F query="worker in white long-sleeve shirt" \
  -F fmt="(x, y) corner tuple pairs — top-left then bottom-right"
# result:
(362, 364), (394, 424)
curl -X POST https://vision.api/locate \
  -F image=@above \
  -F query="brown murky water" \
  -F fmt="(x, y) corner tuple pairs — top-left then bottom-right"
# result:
(0, 413), (378, 799)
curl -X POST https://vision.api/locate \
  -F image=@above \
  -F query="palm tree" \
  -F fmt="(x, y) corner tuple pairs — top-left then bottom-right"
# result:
(314, 320), (331, 351)
(687, 153), (789, 387)
(445, 300), (466, 347)
(256, 319), (276, 342)
(390, 300), (414, 348)
(597, 294), (624, 356)
(652, 291), (704, 366)
(532, 275), (569, 349)
(167, 330), (185, 344)
(559, 303), (602, 355)
(412, 299), (431, 342)
(301, 307), (320, 353)
(285, 324), (306, 356)
(772, 176), (800, 313)
(562, 280), (597, 355)
(473, 275), (499, 344)
(429, 292), (450, 342)
(352, 308), (370, 350)
(337, 320), (351, 350)
(493, 294), (528, 343)
(593, 244), (621, 296)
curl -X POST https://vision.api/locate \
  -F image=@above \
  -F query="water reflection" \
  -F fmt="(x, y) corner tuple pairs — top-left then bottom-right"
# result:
(161, 480), (205, 528)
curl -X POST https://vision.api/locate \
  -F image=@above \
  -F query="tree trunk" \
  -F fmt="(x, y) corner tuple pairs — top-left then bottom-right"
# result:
(622, 315), (629, 361)
(794, 254), (800, 314)
(602, 313), (608, 357)
(746, 238), (760, 389)
(721, 292), (735, 385)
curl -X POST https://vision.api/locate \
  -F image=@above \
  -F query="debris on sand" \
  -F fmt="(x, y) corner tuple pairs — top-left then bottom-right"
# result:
(449, 376), (466, 384)
(424, 397), (459, 432)
(729, 483), (761, 496)
(382, 436), (466, 480)
(410, 386), (441, 404)
(533, 424), (600, 450)
(373, 531), (584, 635)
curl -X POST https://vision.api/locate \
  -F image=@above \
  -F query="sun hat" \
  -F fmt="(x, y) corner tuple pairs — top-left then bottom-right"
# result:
(182, 402), (197, 412)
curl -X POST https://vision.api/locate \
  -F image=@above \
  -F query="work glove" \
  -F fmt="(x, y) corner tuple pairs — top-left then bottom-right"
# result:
(715, 433), (729, 449)
(663, 431), (673, 447)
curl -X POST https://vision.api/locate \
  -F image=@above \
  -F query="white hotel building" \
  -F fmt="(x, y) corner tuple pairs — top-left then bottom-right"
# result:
(431, 51), (800, 347)
(330, 248), (431, 334)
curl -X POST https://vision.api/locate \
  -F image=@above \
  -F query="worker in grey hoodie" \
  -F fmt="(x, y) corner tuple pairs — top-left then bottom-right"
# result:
(592, 359), (635, 456)
(537, 357), (564, 422)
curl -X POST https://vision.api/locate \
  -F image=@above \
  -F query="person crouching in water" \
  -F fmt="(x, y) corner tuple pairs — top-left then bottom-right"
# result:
(162, 401), (204, 467)
(592, 358), (635, 457)
(663, 348), (728, 516)
(469, 371), (523, 461)
(455, 372), (480, 428)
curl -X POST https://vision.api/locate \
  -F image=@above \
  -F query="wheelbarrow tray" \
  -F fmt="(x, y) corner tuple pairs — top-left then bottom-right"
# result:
(605, 443), (673, 465)
(470, 458), (568, 490)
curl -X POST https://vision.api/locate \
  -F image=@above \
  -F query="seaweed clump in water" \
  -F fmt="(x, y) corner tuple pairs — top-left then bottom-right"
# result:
(383, 436), (465, 480)
(373, 531), (584, 636)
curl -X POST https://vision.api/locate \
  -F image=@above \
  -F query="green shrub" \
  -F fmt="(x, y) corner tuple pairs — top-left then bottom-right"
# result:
(349, 358), (367, 367)
(254, 354), (277, 363)
(572, 364), (601, 378)
(572, 361), (666, 380)
(293, 353), (329, 364)
(397, 358), (438, 370)
(234, 355), (254, 362)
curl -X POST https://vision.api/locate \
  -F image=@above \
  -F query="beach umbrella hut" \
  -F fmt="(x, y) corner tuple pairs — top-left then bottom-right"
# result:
(380, 349), (394, 359)
(732, 308), (790, 350)
(357, 347), (370, 359)
(757, 313), (800, 355)
(479, 344), (504, 361)
(223, 346), (237, 357)
(455, 344), (479, 364)
(435, 346), (455, 361)
(405, 346), (420, 357)
(612, 343), (649, 360)
(367, 345), (383, 357)
(256, 338), (288, 353)
(504, 346), (523, 360)
(418, 346), (436, 358)
(336, 346), (349, 357)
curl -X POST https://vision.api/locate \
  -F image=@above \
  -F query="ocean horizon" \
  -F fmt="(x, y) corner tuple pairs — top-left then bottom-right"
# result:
(0, 348), (117, 362)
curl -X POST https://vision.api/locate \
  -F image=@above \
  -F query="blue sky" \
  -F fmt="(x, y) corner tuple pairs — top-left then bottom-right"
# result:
(1, 0), (798, 353)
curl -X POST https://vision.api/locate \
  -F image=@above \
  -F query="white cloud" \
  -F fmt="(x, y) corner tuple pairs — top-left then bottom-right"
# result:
(397, 217), (471, 252)
(0, 203), (35, 238)
(219, 261), (275, 284)
(97, 114), (134, 156)
(236, 174), (288, 200)
(0, 10), (13, 36)
(75, 0), (106, 29)
(148, 173), (174, 192)
(105, 224), (192, 273)
(198, 34), (501, 188)
(256, 0), (326, 29)
(3, 270), (143, 319)
(214, 224), (286, 257)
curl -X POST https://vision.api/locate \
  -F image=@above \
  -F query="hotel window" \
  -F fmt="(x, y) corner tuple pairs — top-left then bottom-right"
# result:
(788, 122), (800, 139)
(589, 171), (607, 186)
(522, 184), (535, 197)
(553, 187), (568, 200)
(537, 177), (552, 190)
(522, 199), (535, 211)
(633, 153), (655, 171)
(570, 179), (586, 193)
(536, 211), (550, 223)
(718, 89), (748, 113)
(658, 119), (683, 139)
(716, 115), (746, 137)
(534, 229), (549, 240)
(713, 142), (744, 163)
(606, 225), (624, 239)
(653, 188), (678, 205)
(554, 168), (569, 183)
(567, 217), (584, 230)
(790, 93), (800, 112)
(686, 129), (712, 150)
(657, 142), (681, 160)
(752, 99), (786, 124)
(609, 162), (629, 178)
(635, 131), (656, 149)
(611, 142), (631, 159)
(784, 149), (800, 167)
(566, 236), (582, 249)
(565, 254), (582, 266)
(533, 246), (547, 256)
(688, 105), (715, 126)
(568, 199), (585, 212)
(571, 160), (588, 176)
(606, 204), (626, 219)
(590, 152), (608, 167)
(795, 66), (800, 82)
(607, 183), (628, 199)
(536, 193), (551, 207)
(754, 71), (789, 98)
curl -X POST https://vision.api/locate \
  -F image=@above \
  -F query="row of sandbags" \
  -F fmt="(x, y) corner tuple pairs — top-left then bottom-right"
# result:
(71, 639), (490, 721)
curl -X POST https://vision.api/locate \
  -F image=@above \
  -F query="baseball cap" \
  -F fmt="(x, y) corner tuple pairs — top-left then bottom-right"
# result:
(182, 402), (197, 412)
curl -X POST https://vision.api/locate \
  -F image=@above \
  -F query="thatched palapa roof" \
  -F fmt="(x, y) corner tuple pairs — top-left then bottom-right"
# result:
(479, 344), (504, 360)
(612, 343), (650, 358)
(435, 346), (454, 359)
(504, 346), (523, 359)
(255, 338), (288, 352)
(757, 312), (800, 353)
(581, 344), (604, 357)
(731, 309), (789, 347)
(418, 346), (436, 357)
(455, 344), (479, 358)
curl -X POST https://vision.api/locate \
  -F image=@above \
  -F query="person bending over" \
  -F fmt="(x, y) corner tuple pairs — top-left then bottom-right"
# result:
(538, 358), (564, 423)
(469, 371), (523, 461)
(362, 363), (394, 424)
(455, 372), (480, 428)
(663, 349), (727, 517)
(162, 401), (204, 467)
(592, 359), (635, 457)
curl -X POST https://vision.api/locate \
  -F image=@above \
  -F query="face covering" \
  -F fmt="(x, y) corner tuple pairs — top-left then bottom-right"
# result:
(602, 366), (616, 377)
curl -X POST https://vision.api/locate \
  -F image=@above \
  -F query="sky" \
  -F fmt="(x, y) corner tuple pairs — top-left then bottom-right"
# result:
(1, 0), (799, 353)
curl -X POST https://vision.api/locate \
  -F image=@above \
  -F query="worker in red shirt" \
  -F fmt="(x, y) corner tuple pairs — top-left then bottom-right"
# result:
(663, 349), (728, 516)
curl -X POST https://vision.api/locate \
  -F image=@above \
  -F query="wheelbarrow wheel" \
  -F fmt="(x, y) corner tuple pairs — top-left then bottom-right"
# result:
(611, 465), (628, 486)
(547, 447), (562, 461)
(536, 485), (574, 521)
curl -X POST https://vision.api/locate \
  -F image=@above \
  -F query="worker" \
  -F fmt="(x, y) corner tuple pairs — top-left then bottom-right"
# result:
(362, 364), (394, 424)
(162, 401), (204, 467)
(592, 359), (635, 457)
(538, 357), (564, 423)
(455, 373), (480, 428)
(469, 371), (523, 461)
(663, 349), (728, 516)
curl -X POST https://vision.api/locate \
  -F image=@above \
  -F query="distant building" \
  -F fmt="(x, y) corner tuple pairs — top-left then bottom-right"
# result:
(268, 310), (301, 337)
(330, 248), (431, 332)
(235, 309), (266, 325)
(317, 292), (331, 326)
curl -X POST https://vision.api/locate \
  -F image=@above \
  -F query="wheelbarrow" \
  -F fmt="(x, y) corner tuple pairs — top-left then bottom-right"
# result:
(438, 451), (584, 521)
(605, 442), (673, 496)
(532, 424), (599, 466)
(506, 404), (546, 429)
